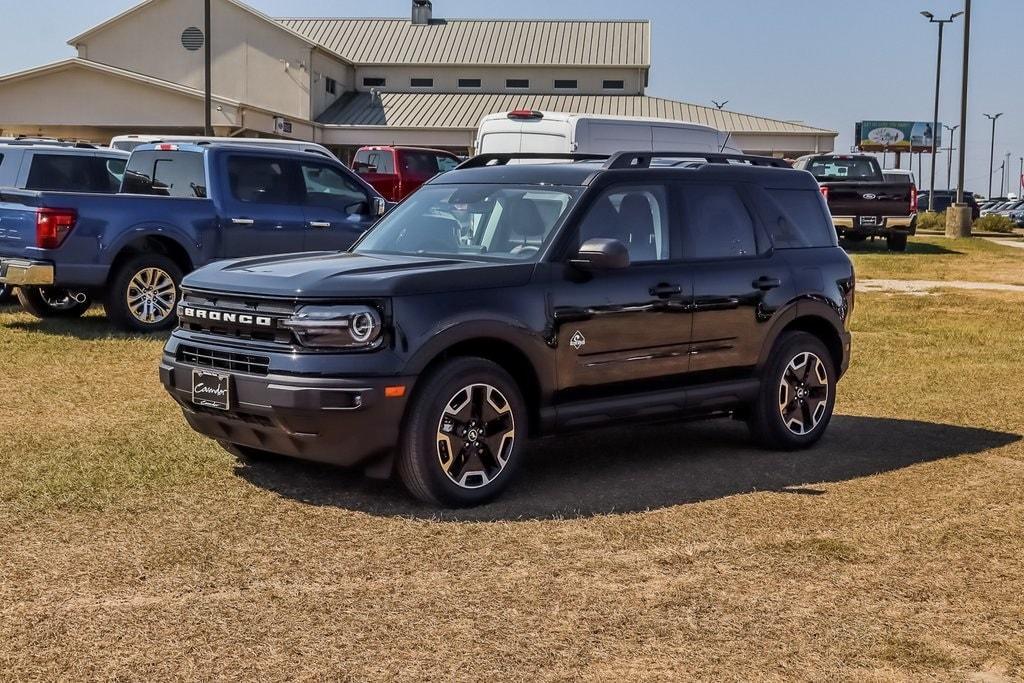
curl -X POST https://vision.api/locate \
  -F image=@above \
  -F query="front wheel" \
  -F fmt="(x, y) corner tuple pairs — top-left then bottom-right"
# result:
(748, 331), (837, 450)
(104, 253), (183, 332)
(16, 286), (92, 319)
(398, 358), (527, 507)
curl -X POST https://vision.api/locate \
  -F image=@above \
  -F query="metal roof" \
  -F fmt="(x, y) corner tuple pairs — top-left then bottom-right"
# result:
(317, 93), (836, 136)
(279, 18), (650, 67)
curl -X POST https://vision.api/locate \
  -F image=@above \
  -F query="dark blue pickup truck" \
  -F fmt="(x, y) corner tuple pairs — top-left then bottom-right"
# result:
(0, 143), (387, 330)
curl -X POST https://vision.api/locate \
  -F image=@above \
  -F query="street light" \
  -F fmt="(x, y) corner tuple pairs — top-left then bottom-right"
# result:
(943, 123), (959, 190)
(984, 112), (1003, 198)
(921, 10), (961, 211)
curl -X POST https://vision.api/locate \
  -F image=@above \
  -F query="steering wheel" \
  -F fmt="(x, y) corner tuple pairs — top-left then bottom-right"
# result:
(510, 244), (540, 258)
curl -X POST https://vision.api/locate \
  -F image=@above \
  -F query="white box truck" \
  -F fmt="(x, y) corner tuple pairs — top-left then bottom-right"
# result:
(475, 110), (742, 157)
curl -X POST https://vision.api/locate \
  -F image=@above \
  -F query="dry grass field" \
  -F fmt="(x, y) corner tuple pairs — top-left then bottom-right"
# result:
(1, 236), (1023, 681)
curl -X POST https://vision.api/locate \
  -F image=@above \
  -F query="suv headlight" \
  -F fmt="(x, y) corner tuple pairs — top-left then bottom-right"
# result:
(282, 305), (384, 349)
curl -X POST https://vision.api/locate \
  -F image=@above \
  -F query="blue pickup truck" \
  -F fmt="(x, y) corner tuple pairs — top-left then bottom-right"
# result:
(0, 143), (387, 330)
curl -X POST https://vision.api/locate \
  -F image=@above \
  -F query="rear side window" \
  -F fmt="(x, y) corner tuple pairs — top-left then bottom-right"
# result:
(766, 189), (836, 249)
(227, 156), (301, 204)
(26, 154), (124, 193)
(680, 184), (757, 259)
(122, 151), (207, 198)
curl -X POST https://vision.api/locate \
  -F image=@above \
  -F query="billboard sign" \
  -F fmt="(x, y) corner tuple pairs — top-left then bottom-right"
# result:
(856, 121), (941, 152)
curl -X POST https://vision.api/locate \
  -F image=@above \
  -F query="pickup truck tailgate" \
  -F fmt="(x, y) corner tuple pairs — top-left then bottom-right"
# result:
(825, 182), (912, 216)
(0, 201), (40, 256)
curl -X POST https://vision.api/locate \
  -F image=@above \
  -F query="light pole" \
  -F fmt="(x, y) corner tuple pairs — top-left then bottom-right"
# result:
(1019, 157), (1023, 199)
(943, 124), (959, 190)
(921, 10), (962, 211)
(984, 113), (1003, 198)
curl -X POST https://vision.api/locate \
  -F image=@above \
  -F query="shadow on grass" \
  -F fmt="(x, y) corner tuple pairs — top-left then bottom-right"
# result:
(234, 415), (1020, 522)
(3, 310), (169, 341)
(841, 239), (962, 256)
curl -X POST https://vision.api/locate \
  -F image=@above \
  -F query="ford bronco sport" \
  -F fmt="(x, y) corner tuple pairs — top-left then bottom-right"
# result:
(161, 151), (855, 507)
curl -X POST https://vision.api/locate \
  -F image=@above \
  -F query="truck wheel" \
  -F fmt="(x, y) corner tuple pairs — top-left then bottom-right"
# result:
(16, 286), (92, 319)
(0, 284), (14, 304)
(398, 357), (527, 507)
(747, 331), (836, 451)
(105, 253), (183, 332)
(886, 233), (908, 252)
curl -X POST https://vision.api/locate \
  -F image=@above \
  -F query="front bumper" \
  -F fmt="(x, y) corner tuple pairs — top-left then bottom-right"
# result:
(0, 258), (54, 286)
(832, 215), (917, 236)
(160, 351), (414, 475)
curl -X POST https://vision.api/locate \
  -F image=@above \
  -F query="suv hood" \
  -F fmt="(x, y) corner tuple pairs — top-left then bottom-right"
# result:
(182, 251), (537, 298)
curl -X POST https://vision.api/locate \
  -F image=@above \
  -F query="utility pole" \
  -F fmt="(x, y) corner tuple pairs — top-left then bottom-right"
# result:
(983, 113), (1002, 198)
(921, 10), (961, 210)
(204, 0), (213, 136)
(1003, 152), (1011, 196)
(1019, 156), (1023, 199)
(943, 124), (959, 190)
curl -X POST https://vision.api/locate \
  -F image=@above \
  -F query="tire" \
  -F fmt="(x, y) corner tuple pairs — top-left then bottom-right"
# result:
(748, 331), (837, 451)
(16, 286), (92, 319)
(886, 233), (908, 252)
(843, 233), (868, 243)
(0, 284), (15, 304)
(104, 253), (183, 332)
(398, 357), (527, 507)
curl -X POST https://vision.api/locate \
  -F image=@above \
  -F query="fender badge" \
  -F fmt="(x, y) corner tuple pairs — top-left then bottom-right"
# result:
(569, 330), (586, 350)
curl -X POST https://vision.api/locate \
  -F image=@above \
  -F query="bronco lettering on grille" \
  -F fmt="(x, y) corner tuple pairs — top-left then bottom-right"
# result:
(178, 305), (275, 328)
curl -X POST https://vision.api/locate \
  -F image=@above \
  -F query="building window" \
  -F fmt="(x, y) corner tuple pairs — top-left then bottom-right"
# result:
(505, 79), (530, 89)
(603, 79), (625, 90)
(458, 78), (482, 89)
(410, 78), (434, 88)
(325, 77), (337, 95)
(554, 79), (578, 90)
(363, 77), (386, 88)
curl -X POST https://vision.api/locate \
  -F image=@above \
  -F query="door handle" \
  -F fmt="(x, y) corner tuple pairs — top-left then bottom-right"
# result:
(753, 276), (782, 290)
(649, 283), (683, 298)
(308, 221), (331, 228)
(231, 218), (254, 226)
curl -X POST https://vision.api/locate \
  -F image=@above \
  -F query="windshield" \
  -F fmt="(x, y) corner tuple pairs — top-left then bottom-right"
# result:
(806, 157), (880, 181)
(355, 184), (581, 261)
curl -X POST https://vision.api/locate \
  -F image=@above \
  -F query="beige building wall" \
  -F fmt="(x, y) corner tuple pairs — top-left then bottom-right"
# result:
(72, 0), (348, 121)
(310, 50), (354, 119)
(0, 66), (238, 130)
(352, 66), (645, 95)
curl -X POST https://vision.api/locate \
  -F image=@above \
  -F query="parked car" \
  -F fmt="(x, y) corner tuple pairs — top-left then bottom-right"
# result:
(793, 153), (917, 251)
(161, 150), (854, 507)
(981, 200), (1014, 217)
(475, 110), (742, 158)
(352, 146), (461, 201)
(0, 142), (387, 330)
(110, 135), (339, 161)
(916, 190), (981, 220)
(0, 142), (128, 302)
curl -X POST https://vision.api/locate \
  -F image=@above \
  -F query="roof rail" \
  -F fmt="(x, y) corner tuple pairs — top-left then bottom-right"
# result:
(456, 153), (608, 169)
(605, 151), (792, 170)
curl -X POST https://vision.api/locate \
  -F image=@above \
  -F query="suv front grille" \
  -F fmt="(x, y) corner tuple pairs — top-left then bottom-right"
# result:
(178, 345), (270, 376)
(177, 291), (297, 345)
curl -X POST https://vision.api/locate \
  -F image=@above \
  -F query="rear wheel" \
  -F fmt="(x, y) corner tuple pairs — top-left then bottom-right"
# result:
(16, 286), (91, 319)
(748, 331), (836, 450)
(398, 357), (526, 507)
(104, 253), (183, 332)
(886, 233), (908, 252)
(0, 284), (15, 304)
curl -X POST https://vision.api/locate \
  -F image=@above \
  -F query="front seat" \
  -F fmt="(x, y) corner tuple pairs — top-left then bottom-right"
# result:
(617, 193), (658, 262)
(500, 198), (548, 257)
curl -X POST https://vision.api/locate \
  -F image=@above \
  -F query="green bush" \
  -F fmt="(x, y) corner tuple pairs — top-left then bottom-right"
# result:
(973, 214), (1017, 233)
(916, 211), (946, 231)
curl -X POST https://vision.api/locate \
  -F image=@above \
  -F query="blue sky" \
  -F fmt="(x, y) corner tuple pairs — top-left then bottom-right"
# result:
(2, 0), (1021, 195)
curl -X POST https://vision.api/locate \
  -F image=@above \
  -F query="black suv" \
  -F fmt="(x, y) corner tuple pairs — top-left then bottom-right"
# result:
(161, 152), (855, 507)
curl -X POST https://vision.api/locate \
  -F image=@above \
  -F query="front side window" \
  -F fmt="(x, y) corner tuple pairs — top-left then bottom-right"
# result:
(436, 155), (459, 173)
(573, 185), (671, 263)
(300, 163), (367, 214)
(356, 184), (580, 261)
(226, 156), (299, 204)
(121, 150), (207, 198)
(353, 149), (395, 175)
(680, 183), (757, 259)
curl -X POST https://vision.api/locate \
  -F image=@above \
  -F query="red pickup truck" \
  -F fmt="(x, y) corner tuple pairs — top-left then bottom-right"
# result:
(352, 146), (460, 202)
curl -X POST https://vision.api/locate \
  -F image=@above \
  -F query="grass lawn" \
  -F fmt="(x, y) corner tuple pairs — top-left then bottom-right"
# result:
(847, 235), (1024, 285)
(1, 242), (1023, 680)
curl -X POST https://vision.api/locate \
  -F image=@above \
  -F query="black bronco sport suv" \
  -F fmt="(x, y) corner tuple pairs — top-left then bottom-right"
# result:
(161, 151), (855, 507)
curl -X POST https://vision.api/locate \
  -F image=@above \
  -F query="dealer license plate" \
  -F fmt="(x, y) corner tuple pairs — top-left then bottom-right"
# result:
(191, 369), (231, 410)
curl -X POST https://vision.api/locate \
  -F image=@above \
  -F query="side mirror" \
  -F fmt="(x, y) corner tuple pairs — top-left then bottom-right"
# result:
(570, 238), (630, 271)
(371, 196), (388, 217)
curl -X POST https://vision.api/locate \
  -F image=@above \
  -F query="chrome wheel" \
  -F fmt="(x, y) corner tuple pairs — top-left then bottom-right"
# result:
(126, 267), (177, 324)
(778, 351), (829, 435)
(436, 383), (516, 489)
(39, 288), (88, 310)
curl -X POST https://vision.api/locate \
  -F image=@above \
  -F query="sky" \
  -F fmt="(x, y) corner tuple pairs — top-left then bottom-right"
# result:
(1, 0), (1021, 196)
